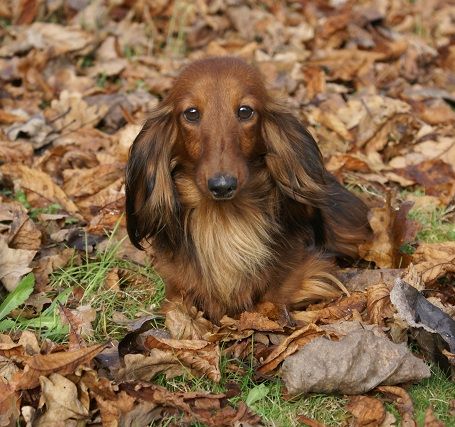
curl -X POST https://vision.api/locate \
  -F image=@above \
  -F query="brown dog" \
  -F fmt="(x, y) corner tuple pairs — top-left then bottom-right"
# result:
(126, 57), (371, 322)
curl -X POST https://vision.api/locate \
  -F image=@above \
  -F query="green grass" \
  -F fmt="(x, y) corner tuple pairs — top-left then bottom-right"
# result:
(50, 238), (165, 342)
(401, 188), (455, 243)
(409, 365), (455, 426)
(409, 206), (455, 243)
(154, 348), (348, 427)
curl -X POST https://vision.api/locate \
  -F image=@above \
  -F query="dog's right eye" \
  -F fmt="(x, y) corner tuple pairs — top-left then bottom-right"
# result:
(183, 108), (200, 122)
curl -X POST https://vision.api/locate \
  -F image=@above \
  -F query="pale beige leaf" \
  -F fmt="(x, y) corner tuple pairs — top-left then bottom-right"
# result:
(0, 237), (36, 292)
(35, 374), (88, 426)
(411, 242), (455, 283)
(0, 164), (79, 216)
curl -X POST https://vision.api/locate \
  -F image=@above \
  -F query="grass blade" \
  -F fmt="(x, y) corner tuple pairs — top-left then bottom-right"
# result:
(0, 273), (35, 321)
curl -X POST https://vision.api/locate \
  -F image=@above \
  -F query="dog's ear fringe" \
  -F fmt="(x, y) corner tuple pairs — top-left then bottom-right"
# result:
(262, 102), (372, 257)
(262, 102), (330, 207)
(125, 105), (180, 250)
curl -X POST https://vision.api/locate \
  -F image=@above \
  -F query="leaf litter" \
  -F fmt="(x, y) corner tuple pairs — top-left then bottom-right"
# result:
(0, 0), (454, 425)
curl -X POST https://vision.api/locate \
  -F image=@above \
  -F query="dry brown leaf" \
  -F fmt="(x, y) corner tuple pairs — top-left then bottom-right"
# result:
(144, 335), (221, 382)
(258, 324), (331, 374)
(120, 382), (262, 427)
(80, 368), (138, 427)
(2, 22), (94, 57)
(205, 315), (254, 343)
(33, 248), (75, 291)
(0, 140), (33, 164)
(118, 350), (184, 382)
(62, 164), (124, 199)
(376, 386), (416, 427)
(50, 91), (108, 133)
(303, 66), (326, 100)
(410, 242), (455, 284)
(292, 292), (368, 325)
(338, 268), (403, 292)
(0, 164), (79, 216)
(165, 303), (215, 340)
(0, 237), (36, 292)
(59, 304), (96, 349)
(0, 380), (20, 427)
(2, 202), (41, 251)
(359, 203), (395, 268)
(359, 196), (419, 268)
(238, 311), (284, 332)
(11, 343), (106, 390)
(396, 159), (455, 205)
(366, 283), (395, 327)
(298, 415), (327, 427)
(35, 373), (89, 426)
(423, 406), (445, 427)
(346, 395), (386, 427)
(18, 331), (40, 356)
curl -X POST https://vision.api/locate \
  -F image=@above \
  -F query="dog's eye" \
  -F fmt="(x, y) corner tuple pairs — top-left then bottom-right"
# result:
(183, 108), (200, 122)
(238, 105), (254, 120)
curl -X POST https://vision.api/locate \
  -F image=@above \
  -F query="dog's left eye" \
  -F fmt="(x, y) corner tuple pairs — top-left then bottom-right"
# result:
(238, 105), (254, 120)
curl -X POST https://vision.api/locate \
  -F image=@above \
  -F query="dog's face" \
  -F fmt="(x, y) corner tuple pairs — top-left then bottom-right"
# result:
(126, 56), (333, 249)
(169, 59), (268, 200)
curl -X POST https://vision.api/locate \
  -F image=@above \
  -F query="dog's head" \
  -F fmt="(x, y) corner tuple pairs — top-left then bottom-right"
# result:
(126, 57), (329, 249)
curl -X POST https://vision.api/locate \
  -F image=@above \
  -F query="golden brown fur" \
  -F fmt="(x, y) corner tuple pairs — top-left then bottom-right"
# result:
(126, 57), (371, 322)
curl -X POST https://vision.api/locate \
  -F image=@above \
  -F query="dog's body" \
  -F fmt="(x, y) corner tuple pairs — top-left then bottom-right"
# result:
(126, 57), (371, 322)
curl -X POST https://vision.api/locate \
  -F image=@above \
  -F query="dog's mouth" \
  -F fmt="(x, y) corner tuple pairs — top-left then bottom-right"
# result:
(211, 192), (236, 201)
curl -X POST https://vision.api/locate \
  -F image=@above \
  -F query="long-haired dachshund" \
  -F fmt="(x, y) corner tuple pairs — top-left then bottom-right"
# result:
(126, 57), (371, 322)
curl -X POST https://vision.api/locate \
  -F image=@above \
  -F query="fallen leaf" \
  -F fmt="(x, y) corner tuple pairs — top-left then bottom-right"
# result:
(396, 159), (455, 205)
(49, 90), (109, 133)
(375, 386), (416, 427)
(238, 311), (284, 332)
(120, 382), (262, 427)
(0, 238), (36, 292)
(346, 395), (386, 427)
(0, 140), (33, 164)
(423, 406), (445, 427)
(0, 22), (94, 57)
(0, 380), (20, 427)
(62, 164), (124, 199)
(59, 304), (96, 349)
(280, 328), (430, 396)
(258, 324), (332, 374)
(144, 335), (221, 382)
(390, 279), (455, 352)
(11, 343), (106, 390)
(292, 292), (368, 325)
(33, 248), (75, 291)
(0, 164), (80, 216)
(2, 202), (41, 251)
(366, 283), (395, 327)
(410, 242), (455, 284)
(117, 350), (185, 382)
(359, 195), (419, 268)
(298, 415), (327, 427)
(35, 373), (89, 426)
(165, 303), (215, 340)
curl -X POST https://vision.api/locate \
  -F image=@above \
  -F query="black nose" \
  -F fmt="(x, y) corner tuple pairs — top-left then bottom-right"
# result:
(207, 175), (238, 199)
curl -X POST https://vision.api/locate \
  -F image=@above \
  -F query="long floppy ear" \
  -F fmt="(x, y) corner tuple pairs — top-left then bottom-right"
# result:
(262, 102), (329, 207)
(262, 102), (371, 257)
(125, 105), (180, 250)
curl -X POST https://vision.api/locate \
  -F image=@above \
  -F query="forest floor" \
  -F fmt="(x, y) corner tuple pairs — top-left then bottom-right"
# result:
(0, 0), (454, 426)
